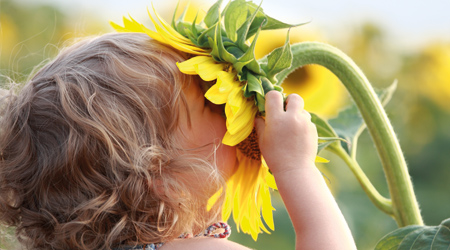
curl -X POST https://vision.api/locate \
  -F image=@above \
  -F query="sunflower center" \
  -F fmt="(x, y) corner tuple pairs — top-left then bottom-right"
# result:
(237, 128), (261, 161)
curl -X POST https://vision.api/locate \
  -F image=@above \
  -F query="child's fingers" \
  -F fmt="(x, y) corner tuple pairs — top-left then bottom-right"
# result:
(285, 94), (305, 113)
(265, 91), (284, 117)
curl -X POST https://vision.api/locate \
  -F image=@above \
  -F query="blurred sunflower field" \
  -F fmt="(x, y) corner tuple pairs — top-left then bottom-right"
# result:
(1, 0), (450, 249)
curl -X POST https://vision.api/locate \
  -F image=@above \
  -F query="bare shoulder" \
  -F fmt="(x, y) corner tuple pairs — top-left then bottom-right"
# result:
(160, 237), (253, 250)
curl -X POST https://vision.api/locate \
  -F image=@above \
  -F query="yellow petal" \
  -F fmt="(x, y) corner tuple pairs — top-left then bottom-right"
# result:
(110, 16), (142, 32)
(150, 19), (207, 54)
(147, 8), (188, 44)
(261, 183), (275, 230)
(225, 88), (246, 118)
(226, 104), (255, 134)
(217, 71), (238, 92)
(315, 155), (330, 163)
(125, 15), (146, 32)
(205, 84), (228, 104)
(223, 150), (277, 240)
(222, 178), (235, 221)
(194, 61), (224, 81)
(150, 4), (190, 43)
(177, 56), (216, 75)
(262, 159), (278, 190)
(146, 7), (209, 55)
(254, 177), (270, 234)
(205, 71), (240, 104)
(207, 187), (222, 211)
(222, 126), (253, 146)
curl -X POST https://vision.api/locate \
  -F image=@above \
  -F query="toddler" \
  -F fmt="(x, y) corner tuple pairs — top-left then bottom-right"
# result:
(0, 33), (356, 249)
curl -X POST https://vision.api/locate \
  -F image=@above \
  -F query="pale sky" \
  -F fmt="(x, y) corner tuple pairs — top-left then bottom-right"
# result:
(15, 0), (450, 52)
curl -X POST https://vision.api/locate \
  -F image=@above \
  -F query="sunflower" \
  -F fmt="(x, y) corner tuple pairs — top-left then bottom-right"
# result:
(111, 0), (323, 240)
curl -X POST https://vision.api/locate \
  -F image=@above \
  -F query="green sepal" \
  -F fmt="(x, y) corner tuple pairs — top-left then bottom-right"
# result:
(208, 36), (221, 60)
(171, 1), (184, 30)
(224, 0), (247, 42)
(252, 77), (280, 114)
(263, 30), (293, 84)
(244, 73), (264, 98)
(234, 24), (263, 76)
(214, 13), (238, 63)
(204, 0), (223, 28)
(237, 67), (249, 82)
(255, 92), (266, 113)
(246, 3), (306, 40)
(184, 28), (198, 46)
(175, 22), (189, 37)
(190, 12), (200, 37)
(197, 24), (216, 47)
(226, 46), (245, 59)
(273, 85), (283, 92)
(223, 40), (236, 47)
(260, 77), (274, 94)
(236, 1), (262, 50)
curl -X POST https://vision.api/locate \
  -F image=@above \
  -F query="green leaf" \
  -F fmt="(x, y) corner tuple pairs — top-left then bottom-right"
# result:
(224, 0), (247, 42)
(204, 0), (223, 28)
(264, 30), (293, 84)
(379, 80), (398, 107)
(311, 113), (338, 138)
(328, 81), (397, 153)
(318, 137), (346, 153)
(311, 114), (341, 152)
(328, 102), (363, 149)
(375, 218), (450, 249)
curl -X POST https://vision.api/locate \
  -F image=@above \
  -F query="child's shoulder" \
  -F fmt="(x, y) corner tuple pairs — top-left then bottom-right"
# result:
(160, 237), (252, 250)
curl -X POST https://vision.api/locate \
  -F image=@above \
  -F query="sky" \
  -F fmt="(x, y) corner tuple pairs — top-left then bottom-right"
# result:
(14, 0), (450, 52)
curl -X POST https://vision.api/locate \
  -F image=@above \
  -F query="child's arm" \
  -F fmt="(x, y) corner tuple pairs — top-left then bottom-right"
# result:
(255, 91), (357, 250)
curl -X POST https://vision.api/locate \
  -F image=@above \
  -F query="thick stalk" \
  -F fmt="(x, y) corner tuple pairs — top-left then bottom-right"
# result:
(279, 42), (423, 227)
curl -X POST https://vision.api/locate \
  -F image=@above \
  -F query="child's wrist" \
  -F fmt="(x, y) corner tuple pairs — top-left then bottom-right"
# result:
(269, 159), (317, 176)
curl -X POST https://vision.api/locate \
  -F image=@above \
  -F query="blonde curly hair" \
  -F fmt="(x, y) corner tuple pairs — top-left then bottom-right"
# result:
(0, 33), (223, 249)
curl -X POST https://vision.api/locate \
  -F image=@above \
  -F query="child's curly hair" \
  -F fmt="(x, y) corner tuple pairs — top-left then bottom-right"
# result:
(0, 33), (223, 249)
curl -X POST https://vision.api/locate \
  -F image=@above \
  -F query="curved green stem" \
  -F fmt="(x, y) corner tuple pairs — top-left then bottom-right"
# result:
(330, 145), (393, 216)
(281, 42), (423, 227)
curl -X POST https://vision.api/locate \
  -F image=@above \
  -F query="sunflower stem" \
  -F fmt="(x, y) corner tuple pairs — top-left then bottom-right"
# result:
(281, 42), (423, 227)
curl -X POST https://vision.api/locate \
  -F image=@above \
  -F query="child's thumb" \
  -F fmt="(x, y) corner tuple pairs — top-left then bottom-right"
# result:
(254, 117), (265, 142)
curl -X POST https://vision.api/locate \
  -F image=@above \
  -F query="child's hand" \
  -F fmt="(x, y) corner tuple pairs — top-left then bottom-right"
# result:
(255, 91), (318, 175)
(255, 91), (357, 250)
